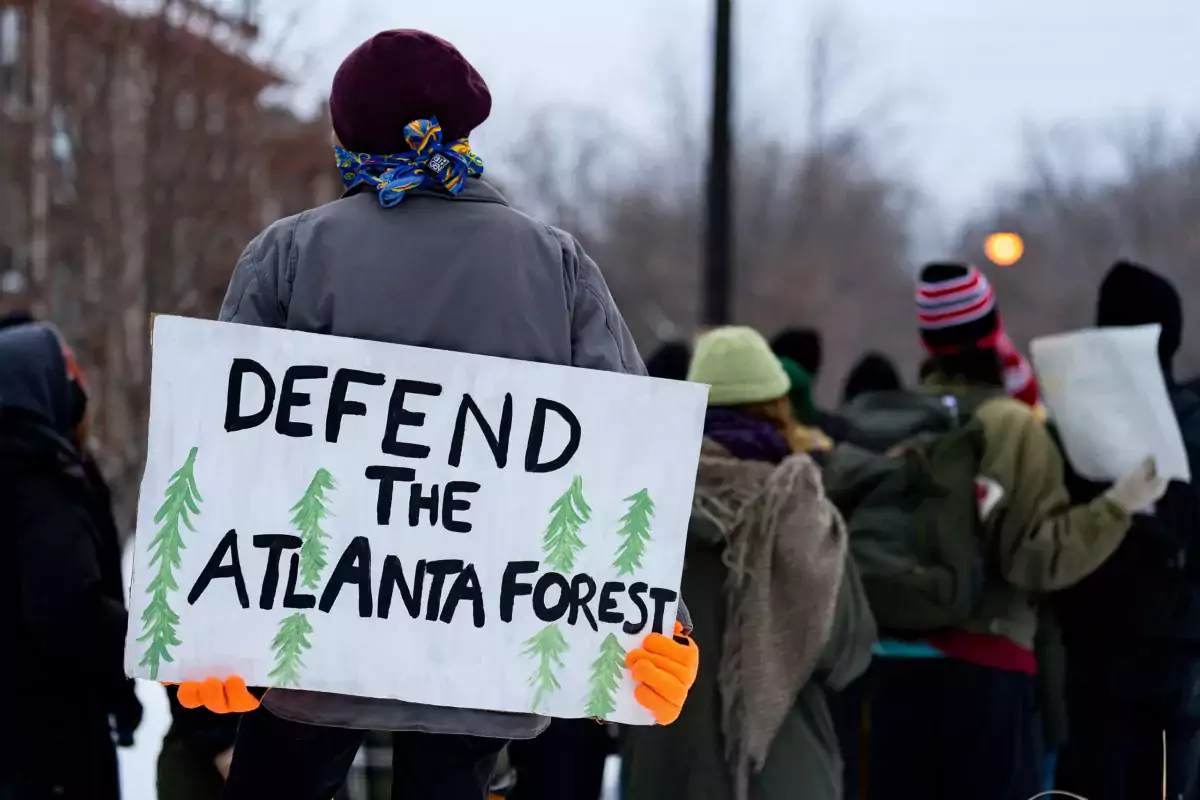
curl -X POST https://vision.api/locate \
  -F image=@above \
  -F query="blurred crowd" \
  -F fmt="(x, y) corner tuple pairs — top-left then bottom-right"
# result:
(5, 24), (1200, 800)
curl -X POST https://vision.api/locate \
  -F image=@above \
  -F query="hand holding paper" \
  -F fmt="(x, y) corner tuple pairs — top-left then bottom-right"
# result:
(1104, 456), (1170, 515)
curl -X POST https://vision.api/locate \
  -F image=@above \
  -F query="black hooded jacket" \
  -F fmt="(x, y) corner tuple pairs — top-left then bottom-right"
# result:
(0, 323), (131, 791)
(1056, 262), (1200, 693)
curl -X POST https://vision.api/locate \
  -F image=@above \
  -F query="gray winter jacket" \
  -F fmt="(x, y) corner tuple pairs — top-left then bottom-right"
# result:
(218, 179), (672, 738)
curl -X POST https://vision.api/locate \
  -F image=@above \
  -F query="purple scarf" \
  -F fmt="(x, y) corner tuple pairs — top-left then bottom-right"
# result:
(703, 408), (791, 464)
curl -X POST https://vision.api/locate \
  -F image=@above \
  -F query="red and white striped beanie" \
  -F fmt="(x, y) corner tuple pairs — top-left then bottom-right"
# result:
(916, 263), (997, 344)
(916, 263), (1040, 408)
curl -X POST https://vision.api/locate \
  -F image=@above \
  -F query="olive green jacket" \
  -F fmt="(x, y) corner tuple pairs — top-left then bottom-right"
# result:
(942, 384), (1131, 649)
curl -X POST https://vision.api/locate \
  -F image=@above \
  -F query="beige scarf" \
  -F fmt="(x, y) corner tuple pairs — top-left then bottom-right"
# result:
(693, 438), (847, 800)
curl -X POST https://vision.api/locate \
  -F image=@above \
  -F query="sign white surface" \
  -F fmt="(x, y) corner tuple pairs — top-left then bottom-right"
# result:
(125, 316), (707, 725)
(1031, 324), (1190, 483)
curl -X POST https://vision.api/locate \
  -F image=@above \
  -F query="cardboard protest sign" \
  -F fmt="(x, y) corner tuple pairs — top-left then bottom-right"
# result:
(125, 316), (707, 724)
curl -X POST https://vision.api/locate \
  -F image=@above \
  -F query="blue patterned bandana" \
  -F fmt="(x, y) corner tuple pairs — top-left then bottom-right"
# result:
(334, 116), (485, 208)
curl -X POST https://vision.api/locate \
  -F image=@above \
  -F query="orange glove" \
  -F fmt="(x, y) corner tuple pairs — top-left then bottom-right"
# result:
(626, 621), (699, 725)
(174, 676), (261, 714)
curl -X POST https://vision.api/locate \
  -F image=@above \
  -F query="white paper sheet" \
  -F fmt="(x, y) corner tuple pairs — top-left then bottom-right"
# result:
(1030, 324), (1190, 483)
(125, 316), (709, 725)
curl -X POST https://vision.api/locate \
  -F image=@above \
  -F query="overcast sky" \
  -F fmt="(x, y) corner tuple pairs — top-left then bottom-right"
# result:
(260, 0), (1200, 245)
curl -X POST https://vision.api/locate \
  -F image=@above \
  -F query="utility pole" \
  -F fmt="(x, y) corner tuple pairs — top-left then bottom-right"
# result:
(703, 0), (734, 327)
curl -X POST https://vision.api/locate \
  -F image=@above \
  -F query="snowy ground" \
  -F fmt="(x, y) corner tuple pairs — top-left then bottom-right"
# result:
(117, 548), (621, 800)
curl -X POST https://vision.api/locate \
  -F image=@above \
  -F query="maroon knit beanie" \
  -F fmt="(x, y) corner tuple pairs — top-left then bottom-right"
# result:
(330, 30), (492, 155)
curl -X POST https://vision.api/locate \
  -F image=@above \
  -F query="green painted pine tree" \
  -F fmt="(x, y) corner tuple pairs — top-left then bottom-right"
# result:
(613, 489), (655, 576)
(138, 447), (202, 680)
(585, 633), (627, 719)
(523, 623), (570, 712)
(292, 469), (336, 590)
(542, 475), (591, 573)
(269, 469), (336, 687)
(268, 612), (313, 687)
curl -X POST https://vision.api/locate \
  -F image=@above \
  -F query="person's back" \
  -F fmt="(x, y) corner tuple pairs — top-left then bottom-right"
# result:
(623, 327), (851, 800)
(0, 323), (131, 800)
(864, 263), (1164, 800)
(223, 184), (635, 372)
(1055, 261), (1200, 800)
(188, 29), (699, 800)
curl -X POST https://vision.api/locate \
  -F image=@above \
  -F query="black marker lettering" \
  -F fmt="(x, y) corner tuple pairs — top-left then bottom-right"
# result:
(568, 573), (599, 631)
(381, 379), (442, 459)
(448, 393), (513, 469)
(318, 537), (373, 618)
(623, 582), (649, 635)
(408, 483), (439, 528)
(648, 587), (678, 635)
(283, 553), (316, 610)
(187, 530), (249, 608)
(253, 534), (302, 610)
(326, 368), (386, 443)
(378, 556), (426, 620)
(275, 365), (328, 438)
(224, 359), (275, 433)
(533, 572), (570, 622)
(443, 482), (480, 533)
(440, 563), (485, 628)
(500, 561), (538, 622)
(365, 465), (416, 525)
(423, 560), (463, 621)
(598, 581), (626, 626)
(524, 398), (582, 473)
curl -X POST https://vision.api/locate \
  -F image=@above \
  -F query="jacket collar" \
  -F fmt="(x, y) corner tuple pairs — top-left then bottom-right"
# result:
(342, 178), (510, 207)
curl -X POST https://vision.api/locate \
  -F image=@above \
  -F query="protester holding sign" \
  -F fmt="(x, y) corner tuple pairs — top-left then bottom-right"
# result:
(863, 263), (1168, 800)
(1054, 261), (1200, 800)
(622, 327), (854, 800)
(0, 322), (137, 800)
(160, 29), (699, 800)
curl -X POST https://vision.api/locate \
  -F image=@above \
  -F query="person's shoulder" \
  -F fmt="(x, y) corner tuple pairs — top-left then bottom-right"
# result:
(286, 195), (360, 233)
(242, 205), (314, 257)
(0, 435), (88, 517)
(975, 395), (1052, 453)
(976, 394), (1040, 428)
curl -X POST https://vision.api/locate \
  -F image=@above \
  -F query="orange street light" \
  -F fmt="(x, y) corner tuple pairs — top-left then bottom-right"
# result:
(984, 232), (1025, 267)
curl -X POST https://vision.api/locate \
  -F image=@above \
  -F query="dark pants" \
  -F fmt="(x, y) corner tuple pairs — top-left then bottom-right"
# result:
(157, 735), (225, 800)
(223, 708), (506, 800)
(868, 658), (1041, 800)
(1057, 683), (1200, 800)
(829, 669), (873, 800)
(507, 718), (613, 800)
(0, 721), (118, 800)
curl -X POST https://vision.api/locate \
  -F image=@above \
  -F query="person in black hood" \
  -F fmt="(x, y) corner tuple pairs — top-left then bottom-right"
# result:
(1055, 261), (1200, 800)
(841, 352), (902, 405)
(771, 327), (823, 380)
(0, 322), (135, 799)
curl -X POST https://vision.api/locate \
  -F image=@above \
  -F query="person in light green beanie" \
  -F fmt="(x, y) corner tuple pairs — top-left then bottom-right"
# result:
(623, 326), (865, 800)
(686, 326), (833, 454)
(689, 326), (792, 406)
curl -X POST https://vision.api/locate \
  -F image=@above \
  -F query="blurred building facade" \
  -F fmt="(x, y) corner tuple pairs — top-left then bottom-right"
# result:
(0, 0), (337, 528)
